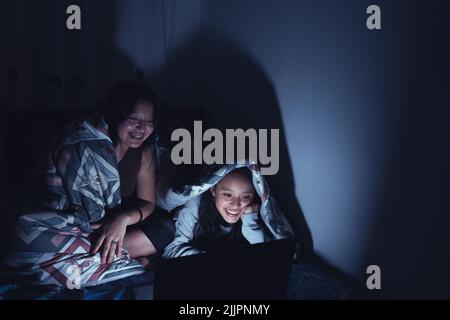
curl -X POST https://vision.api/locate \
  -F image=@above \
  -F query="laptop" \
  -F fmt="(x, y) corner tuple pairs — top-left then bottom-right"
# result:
(141, 238), (297, 300)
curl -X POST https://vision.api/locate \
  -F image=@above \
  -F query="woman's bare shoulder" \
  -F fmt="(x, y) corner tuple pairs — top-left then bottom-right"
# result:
(140, 144), (155, 170)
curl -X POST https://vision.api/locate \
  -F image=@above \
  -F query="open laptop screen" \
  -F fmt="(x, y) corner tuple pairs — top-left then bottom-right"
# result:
(153, 238), (297, 300)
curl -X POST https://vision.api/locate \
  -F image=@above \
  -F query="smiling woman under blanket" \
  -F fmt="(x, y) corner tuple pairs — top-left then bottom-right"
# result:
(1, 81), (175, 288)
(160, 163), (295, 258)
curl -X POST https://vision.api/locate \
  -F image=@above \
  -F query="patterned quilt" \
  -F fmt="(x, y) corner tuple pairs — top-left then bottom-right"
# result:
(2, 115), (144, 288)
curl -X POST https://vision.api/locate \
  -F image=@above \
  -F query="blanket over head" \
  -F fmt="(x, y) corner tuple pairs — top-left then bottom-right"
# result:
(157, 162), (295, 240)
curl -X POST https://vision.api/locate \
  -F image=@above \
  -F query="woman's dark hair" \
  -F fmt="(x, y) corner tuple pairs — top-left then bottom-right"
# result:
(190, 167), (260, 251)
(101, 80), (159, 146)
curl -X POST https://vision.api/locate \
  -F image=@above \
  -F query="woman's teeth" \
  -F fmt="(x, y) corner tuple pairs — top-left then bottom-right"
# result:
(130, 133), (144, 139)
(226, 209), (240, 216)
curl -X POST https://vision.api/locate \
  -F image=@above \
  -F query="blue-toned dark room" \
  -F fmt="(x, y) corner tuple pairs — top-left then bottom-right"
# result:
(0, 0), (449, 301)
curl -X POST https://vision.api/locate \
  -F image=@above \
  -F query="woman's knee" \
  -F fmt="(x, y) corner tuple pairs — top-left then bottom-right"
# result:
(124, 229), (157, 258)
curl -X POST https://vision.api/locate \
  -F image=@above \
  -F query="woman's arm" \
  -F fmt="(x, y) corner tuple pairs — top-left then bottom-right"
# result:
(241, 203), (268, 244)
(163, 197), (204, 258)
(91, 146), (156, 263)
(123, 146), (156, 224)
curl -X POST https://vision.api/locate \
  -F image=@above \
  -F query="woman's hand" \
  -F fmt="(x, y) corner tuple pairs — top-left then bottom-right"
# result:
(90, 214), (131, 264)
(243, 202), (260, 214)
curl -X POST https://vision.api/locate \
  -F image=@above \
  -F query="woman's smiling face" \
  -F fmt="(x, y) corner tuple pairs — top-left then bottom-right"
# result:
(116, 100), (154, 149)
(212, 170), (256, 224)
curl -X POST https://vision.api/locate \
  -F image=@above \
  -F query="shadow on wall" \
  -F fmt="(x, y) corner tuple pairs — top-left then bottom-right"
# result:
(164, 29), (360, 289)
(68, 0), (168, 108)
(198, 30), (361, 290)
(198, 30), (315, 256)
(142, 27), (316, 258)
